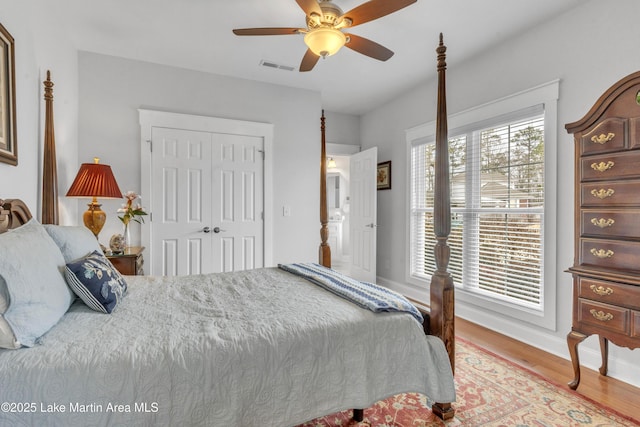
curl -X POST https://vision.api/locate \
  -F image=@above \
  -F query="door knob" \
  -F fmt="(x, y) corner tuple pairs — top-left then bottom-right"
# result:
(202, 226), (211, 233)
(213, 227), (226, 233)
(365, 223), (378, 228)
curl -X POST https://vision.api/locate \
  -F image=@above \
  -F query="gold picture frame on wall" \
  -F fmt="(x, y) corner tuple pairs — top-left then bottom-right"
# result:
(0, 22), (17, 166)
(377, 160), (391, 190)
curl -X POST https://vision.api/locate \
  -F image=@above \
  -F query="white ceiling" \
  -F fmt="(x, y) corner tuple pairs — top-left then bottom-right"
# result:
(48, 0), (584, 115)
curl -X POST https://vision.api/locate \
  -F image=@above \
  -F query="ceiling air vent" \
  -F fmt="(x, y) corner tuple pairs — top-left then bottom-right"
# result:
(259, 60), (295, 72)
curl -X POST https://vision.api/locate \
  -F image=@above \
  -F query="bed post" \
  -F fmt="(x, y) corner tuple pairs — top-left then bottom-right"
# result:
(41, 70), (59, 224)
(430, 33), (456, 421)
(319, 110), (331, 268)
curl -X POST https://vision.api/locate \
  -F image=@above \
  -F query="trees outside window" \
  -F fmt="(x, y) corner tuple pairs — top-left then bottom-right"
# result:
(410, 113), (545, 309)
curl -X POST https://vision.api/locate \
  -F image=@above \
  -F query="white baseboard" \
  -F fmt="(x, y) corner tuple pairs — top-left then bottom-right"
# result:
(377, 275), (640, 389)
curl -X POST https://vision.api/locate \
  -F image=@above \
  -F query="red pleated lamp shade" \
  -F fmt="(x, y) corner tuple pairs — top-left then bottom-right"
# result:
(66, 158), (122, 239)
(66, 158), (122, 199)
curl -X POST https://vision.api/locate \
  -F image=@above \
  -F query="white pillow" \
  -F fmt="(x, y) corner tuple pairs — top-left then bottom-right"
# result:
(0, 316), (19, 348)
(0, 263), (18, 349)
(0, 277), (7, 313)
(43, 224), (102, 263)
(0, 219), (75, 348)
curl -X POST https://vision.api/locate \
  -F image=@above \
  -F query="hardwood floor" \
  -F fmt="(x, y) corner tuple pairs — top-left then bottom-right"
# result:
(456, 317), (640, 420)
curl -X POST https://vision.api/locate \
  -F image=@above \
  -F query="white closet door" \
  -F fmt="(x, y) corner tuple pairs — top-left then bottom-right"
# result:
(211, 133), (264, 272)
(150, 128), (264, 275)
(151, 127), (213, 276)
(141, 110), (274, 274)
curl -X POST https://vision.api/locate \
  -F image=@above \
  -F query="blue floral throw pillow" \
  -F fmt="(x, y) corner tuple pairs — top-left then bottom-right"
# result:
(65, 251), (128, 313)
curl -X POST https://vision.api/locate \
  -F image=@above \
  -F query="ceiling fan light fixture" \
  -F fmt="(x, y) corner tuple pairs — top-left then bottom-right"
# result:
(304, 27), (346, 58)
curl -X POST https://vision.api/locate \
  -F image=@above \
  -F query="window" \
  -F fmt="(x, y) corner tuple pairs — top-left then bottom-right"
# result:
(406, 81), (558, 327)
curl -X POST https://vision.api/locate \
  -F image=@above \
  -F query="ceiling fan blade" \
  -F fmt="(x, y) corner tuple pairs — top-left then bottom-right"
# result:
(345, 33), (394, 61)
(339, 0), (417, 27)
(300, 49), (320, 72)
(233, 28), (302, 36)
(295, 0), (323, 17)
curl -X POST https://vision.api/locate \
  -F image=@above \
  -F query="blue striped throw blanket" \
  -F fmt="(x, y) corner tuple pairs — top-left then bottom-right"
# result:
(278, 262), (423, 324)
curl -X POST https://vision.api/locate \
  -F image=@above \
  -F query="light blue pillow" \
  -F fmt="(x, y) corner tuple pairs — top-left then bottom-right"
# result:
(65, 251), (127, 313)
(0, 219), (75, 348)
(43, 224), (102, 263)
(0, 276), (19, 348)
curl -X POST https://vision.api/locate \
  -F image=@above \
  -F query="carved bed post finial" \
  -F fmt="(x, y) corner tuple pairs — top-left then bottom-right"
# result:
(42, 70), (59, 224)
(430, 33), (455, 377)
(319, 110), (331, 268)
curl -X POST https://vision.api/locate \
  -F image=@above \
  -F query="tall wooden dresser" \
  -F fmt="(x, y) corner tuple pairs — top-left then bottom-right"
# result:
(565, 71), (640, 390)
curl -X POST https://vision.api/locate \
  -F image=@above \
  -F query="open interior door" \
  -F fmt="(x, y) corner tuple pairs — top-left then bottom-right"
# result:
(349, 147), (377, 282)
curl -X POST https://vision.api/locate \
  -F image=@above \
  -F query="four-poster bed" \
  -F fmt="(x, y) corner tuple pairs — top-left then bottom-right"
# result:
(318, 33), (455, 379)
(0, 35), (455, 425)
(41, 71), (59, 225)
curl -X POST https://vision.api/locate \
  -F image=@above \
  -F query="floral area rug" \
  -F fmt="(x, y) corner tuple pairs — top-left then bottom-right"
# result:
(297, 338), (639, 427)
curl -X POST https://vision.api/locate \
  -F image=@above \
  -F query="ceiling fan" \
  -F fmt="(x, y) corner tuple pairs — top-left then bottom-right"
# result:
(232, 0), (417, 72)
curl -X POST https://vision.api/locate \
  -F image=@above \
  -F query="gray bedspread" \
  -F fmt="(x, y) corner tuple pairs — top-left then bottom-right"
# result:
(0, 267), (455, 426)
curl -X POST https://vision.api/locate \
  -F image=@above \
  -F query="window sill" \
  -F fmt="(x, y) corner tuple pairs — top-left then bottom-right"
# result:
(406, 274), (555, 330)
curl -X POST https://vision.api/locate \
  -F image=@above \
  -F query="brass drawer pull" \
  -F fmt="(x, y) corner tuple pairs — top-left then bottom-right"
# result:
(590, 133), (615, 144)
(590, 161), (615, 172)
(590, 248), (614, 258)
(590, 188), (615, 199)
(590, 218), (615, 228)
(590, 284), (613, 296)
(590, 309), (614, 322)
(591, 132), (616, 145)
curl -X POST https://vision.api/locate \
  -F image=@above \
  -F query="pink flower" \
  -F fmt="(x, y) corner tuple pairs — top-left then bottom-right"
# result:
(117, 191), (148, 225)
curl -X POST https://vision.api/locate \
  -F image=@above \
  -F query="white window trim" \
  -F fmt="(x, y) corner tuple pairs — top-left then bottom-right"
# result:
(404, 80), (559, 330)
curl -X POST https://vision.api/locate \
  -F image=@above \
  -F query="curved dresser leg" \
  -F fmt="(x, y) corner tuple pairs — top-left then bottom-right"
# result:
(567, 330), (587, 390)
(598, 335), (609, 376)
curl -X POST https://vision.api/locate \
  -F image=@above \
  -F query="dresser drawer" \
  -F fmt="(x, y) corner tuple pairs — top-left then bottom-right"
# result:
(581, 151), (640, 181)
(630, 117), (640, 150)
(578, 277), (640, 309)
(632, 311), (640, 338)
(580, 118), (626, 155)
(579, 238), (640, 271)
(581, 180), (640, 207)
(577, 299), (629, 334)
(581, 209), (640, 239)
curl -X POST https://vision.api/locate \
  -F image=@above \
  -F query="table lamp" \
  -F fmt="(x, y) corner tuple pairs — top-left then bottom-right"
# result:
(66, 157), (122, 241)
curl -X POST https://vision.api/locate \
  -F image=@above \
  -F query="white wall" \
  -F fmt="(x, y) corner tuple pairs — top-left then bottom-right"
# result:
(78, 52), (321, 265)
(0, 2), (78, 223)
(362, 0), (640, 386)
(0, 1), (357, 270)
(324, 111), (360, 146)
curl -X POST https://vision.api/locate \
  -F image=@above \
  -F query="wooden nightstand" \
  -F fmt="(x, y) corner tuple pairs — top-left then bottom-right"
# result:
(107, 246), (145, 275)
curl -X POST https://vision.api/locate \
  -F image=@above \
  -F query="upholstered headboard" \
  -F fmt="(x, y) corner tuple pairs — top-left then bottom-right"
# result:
(0, 199), (32, 233)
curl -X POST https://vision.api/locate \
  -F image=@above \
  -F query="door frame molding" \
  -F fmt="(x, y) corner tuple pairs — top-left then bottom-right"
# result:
(139, 109), (274, 271)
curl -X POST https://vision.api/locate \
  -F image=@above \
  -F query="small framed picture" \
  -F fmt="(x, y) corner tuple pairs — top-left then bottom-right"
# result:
(0, 22), (17, 166)
(377, 161), (391, 190)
